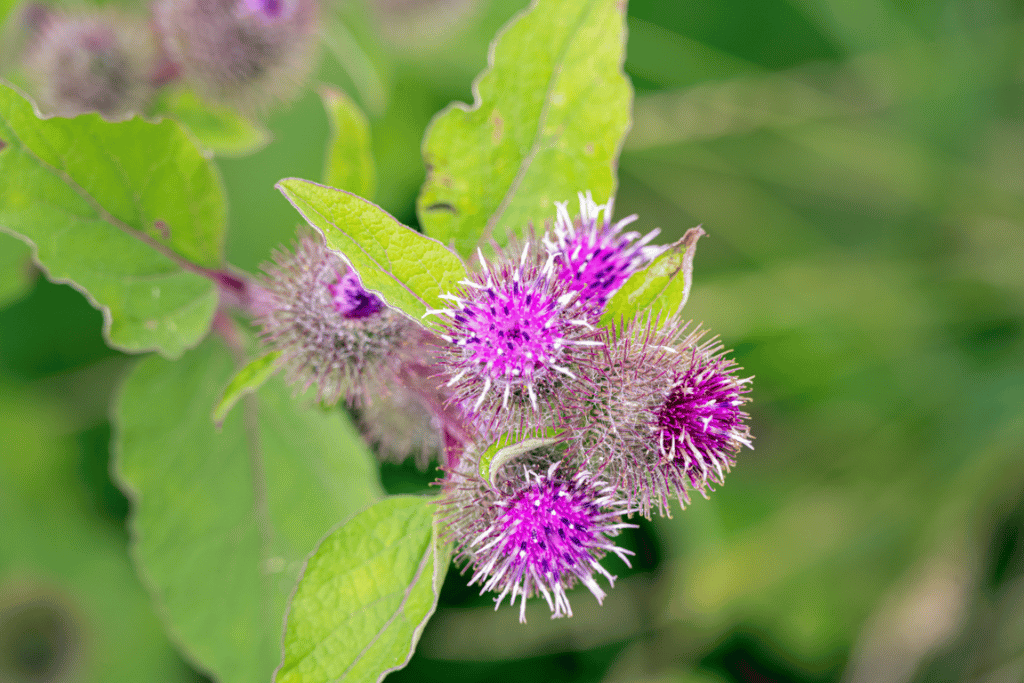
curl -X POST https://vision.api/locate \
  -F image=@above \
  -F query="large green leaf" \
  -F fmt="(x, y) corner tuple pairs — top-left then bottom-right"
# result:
(275, 496), (450, 683)
(321, 87), (375, 199)
(152, 89), (272, 158)
(277, 178), (467, 327)
(601, 226), (705, 327)
(113, 339), (383, 683)
(417, 0), (630, 257)
(0, 82), (225, 357)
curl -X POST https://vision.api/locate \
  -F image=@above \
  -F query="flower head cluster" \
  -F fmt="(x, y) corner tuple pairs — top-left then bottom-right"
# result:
(259, 193), (752, 623)
(443, 454), (635, 622)
(257, 235), (410, 406)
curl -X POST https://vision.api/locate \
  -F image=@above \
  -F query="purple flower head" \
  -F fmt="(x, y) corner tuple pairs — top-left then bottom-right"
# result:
(656, 345), (753, 492)
(544, 192), (662, 318)
(568, 319), (752, 517)
(449, 461), (635, 622)
(257, 235), (409, 405)
(327, 269), (385, 319)
(431, 241), (598, 428)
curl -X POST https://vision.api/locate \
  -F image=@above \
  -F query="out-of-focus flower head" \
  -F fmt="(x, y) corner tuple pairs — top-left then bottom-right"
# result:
(153, 0), (319, 111)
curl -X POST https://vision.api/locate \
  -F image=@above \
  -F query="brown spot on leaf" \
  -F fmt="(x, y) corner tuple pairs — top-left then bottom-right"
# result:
(153, 220), (170, 240)
(426, 202), (458, 215)
(0, 138), (6, 153)
(585, 143), (594, 155)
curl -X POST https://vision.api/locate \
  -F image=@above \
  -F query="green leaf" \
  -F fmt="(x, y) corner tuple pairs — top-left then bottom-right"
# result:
(321, 86), (376, 199)
(152, 89), (272, 157)
(0, 231), (34, 308)
(212, 350), (284, 427)
(417, 0), (630, 257)
(601, 226), (705, 327)
(275, 496), (450, 683)
(0, 82), (225, 357)
(113, 339), (383, 683)
(276, 177), (467, 327)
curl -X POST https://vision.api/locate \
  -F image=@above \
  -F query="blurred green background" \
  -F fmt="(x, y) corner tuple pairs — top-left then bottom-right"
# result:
(2, 0), (1024, 681)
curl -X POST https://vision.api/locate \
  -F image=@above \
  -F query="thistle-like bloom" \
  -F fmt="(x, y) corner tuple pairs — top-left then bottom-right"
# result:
(656, 343), (753, 491)
(545, 192), (662, 318)
(572, 319), (752, 517)
(153, 0), (318, 110)
(430, 241), (597, 430)
(23, 12), (157, 118)
(446, 461), (635, 622)
(257, 236), (410, 405)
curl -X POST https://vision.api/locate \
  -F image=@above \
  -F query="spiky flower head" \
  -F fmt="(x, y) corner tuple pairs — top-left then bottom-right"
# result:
(257, 235), (410, 405)
(23, 11), (157, 118)
(544, 191), (662, 319)
(570, 319), (752, 517)
(153, 0), (318, 110)
(443, 456), (635, 622)
(430, 241), (598, 431)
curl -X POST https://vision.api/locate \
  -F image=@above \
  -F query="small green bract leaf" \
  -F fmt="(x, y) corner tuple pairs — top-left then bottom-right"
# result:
(0, 82), (226, 357)
(152, 89), (272, 157)
(321, 86), (376, 199)
(417, 0), (630, 257)
(213, 350), (283, 427)
(601, 226), (706, 328)
(114, 339), (382, 683)
(275, 496), (450, 683)
(276, 178), (467, 328)
(479, 428), (565, 486)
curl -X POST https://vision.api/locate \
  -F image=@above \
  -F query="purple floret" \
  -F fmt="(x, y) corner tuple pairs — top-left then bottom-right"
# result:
(328, 269), (385, 320)
(656, 349), (752, 489)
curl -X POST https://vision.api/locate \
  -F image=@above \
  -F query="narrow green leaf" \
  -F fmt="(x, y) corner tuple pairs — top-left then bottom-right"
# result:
(152, 89), (272, 157)
(417, 0), (630, 257)
(321, 87), (375, 199)
(276, 177), (467, 327)
(601, 226), (705, 327)
(276, 496), (450, 683)
(478, 427), (565, 486)
(0, 82), (226, 357)
(0, 231), (34, 308)
(114, 339), (383, 683)
(213, 350), (284, 427)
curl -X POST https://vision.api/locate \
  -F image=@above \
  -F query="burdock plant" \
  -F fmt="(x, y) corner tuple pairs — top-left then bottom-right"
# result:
(0, 0), (754, 679)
